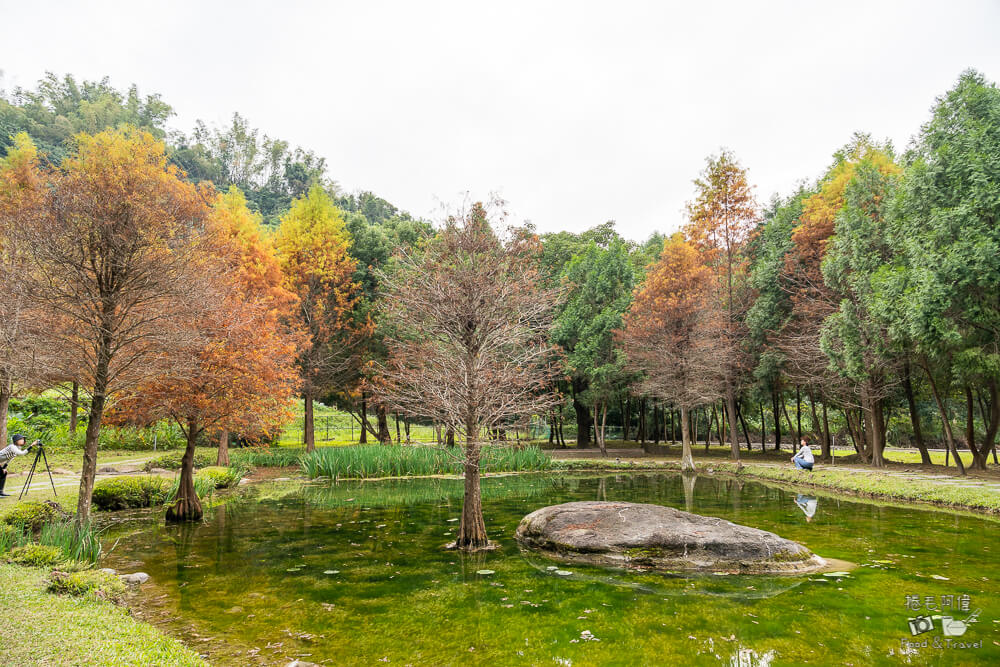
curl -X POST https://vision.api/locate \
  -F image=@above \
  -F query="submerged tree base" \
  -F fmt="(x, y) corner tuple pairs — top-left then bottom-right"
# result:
(444, 540), (501, 552)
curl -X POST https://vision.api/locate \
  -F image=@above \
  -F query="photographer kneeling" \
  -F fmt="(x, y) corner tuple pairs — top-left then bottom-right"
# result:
(0, 434), (38, 497)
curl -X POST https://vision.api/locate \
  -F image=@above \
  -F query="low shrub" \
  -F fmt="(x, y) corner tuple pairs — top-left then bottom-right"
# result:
(92, 476), (170, 511)
(6, 543), (63, 567)
(47, 569), (126, 604)
(196, 466), (245, 489)
(143, 452), (215, 471)
(1, 501), (62, 531)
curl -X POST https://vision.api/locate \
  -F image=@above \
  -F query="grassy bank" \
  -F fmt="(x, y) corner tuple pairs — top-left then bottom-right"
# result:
(558, 458), (1000, 513)
(0, 564), (206, 666)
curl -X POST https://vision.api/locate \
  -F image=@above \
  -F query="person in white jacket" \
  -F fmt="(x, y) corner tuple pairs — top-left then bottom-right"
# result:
(791, 437), (814, 472)
(0, 434), (38, 497)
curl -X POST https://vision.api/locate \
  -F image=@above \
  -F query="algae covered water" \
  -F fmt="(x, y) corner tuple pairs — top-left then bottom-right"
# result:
(101, 473), (1000, 665)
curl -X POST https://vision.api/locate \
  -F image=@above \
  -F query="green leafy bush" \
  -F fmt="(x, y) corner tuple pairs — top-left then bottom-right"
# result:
(196, 466), (245, 489)
(1, 501), (62, 531)
(47, 569), (126, 603)
(6, 395), (67, 437)
(7, 543), (63, 566)
(91, 476), (169, 511)
(143, 452), (214, 471)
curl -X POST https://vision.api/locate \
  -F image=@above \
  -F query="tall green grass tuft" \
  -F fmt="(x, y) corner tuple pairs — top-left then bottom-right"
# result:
(230, 447), (305, 468)
(300, 444), (551, 480)
(38, 520), (103, 564)
(0, 519), (103, 566)
(166, 475), (218, 503)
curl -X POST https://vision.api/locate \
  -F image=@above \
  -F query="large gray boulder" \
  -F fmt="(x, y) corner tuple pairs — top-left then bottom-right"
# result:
(515, 501), (826, 575)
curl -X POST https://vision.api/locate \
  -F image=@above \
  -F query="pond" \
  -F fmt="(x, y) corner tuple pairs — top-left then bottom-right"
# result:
(101, 473), (1000, 666)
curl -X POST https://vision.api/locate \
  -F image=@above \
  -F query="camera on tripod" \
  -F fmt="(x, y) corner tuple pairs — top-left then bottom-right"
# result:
(18, 439), (57, 500)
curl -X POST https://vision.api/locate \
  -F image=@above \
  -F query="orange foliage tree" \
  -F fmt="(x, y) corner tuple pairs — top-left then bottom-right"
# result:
(777, 135), (901, 462)
(0, 133), (43, 447)
(275, 184), (367, 451)
(208, 187), (302, 465)
(112, 187), (300, 521)
(12, 127), (215, 524)
(621, 234), (723, 471)
(684, 150), (757, 462)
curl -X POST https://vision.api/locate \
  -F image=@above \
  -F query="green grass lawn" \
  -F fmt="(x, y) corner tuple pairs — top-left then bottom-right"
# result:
(0, 564), (206, 666)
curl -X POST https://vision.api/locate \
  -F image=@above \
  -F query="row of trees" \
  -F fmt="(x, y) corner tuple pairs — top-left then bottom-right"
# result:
(2, 68), (997, 550)
(578, 70), (998, 476)
(0, 129), (432, 527)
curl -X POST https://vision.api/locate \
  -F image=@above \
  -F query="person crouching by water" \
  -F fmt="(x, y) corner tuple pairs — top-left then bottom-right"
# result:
(0, 434), (38, 497)
(791, 437), (814, 472)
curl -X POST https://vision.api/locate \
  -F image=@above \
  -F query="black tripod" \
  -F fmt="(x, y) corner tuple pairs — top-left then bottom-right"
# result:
(18, 445), (58, 500)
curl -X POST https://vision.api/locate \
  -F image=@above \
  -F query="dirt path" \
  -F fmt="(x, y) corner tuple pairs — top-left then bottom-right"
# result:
(4, 453), (167, 496)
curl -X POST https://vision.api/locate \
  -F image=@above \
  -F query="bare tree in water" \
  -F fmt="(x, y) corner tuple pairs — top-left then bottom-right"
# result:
(376, 199), (561, 550)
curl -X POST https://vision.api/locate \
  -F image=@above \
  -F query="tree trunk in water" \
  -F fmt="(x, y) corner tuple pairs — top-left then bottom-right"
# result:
(77, 341), (112, 526)
(376, 405), (391, 444)
(69, 381), (79, 435)
(725, 385), (741, 464)
(216, 430), (230, 466)
(166, 418), (204, 523)
(455, 420), (488, 550)
(304, 392), (316, 453)
(359, 393), (369, 444)
(903, 362), (931, 464)
(924, 366), (966, 475)
(404, 419), (411, 444)
(680, 405), (695, 472)
(681, 470), (697, 513)
(446, 427), (455, 447)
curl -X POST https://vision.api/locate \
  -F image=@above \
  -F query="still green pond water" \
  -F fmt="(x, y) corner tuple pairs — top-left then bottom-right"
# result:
(101, 473), (999, 666)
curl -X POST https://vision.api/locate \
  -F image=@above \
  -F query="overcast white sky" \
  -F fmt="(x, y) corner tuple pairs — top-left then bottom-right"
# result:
(2, 1), (999, 239)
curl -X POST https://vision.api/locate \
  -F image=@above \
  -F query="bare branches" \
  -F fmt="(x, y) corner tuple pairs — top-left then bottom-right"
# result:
(374, 198), (562, 440)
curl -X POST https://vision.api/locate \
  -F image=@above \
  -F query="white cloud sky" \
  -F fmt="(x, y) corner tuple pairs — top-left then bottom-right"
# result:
(2, 0), (998, 239)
